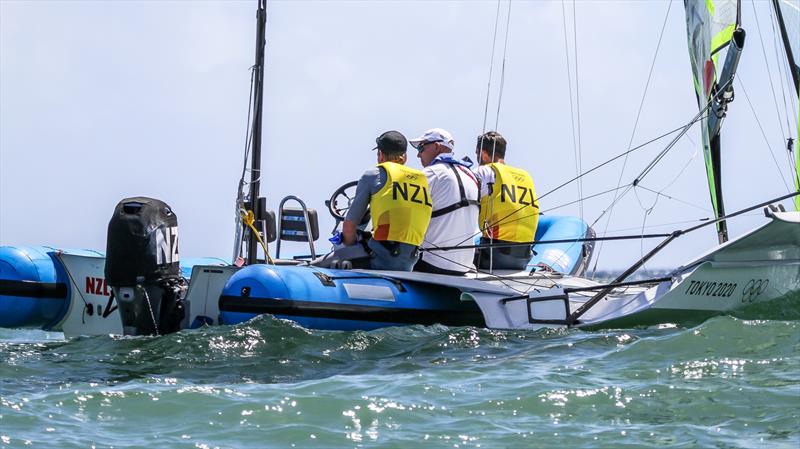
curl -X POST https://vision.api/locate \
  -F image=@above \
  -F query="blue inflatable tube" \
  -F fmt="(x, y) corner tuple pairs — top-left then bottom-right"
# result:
(0, 246), (102, 329)
(220, 265), (485, 331)
(529, 215), (594, 275)
(0, 245), (227, 330)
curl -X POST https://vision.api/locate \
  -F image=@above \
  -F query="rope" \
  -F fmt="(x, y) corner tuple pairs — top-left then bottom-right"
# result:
(54, 252), (91, 324)
(240, 209), (274, 264)
(140, 286), (160, 336)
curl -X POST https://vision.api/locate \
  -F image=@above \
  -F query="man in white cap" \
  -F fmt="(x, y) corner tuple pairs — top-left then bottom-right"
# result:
(410, 128), (480, 275)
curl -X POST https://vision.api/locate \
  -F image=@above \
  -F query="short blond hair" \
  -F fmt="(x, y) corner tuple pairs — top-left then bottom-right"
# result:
(382, 152), (407, 164)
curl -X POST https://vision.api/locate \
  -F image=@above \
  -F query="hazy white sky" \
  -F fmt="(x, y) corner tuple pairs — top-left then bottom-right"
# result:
(1, 0), (797, 269)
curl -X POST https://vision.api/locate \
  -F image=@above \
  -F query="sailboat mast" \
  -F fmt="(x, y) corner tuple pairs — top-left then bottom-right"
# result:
(247, 0), (267, 265)
(707, 27), (745, 244)
(684, 0), (743, 244)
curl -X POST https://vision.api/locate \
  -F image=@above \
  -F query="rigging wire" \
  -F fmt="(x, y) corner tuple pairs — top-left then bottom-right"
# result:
(736, 75), (793, 191)
(654, 143), (700, 193)
(584, 90), (721, 276)
(483, 0), (513, 272)
(493, 0), (513, 130)
(767, 1), (799, 184)
(635, 184), (711, 213)
(751, 0), (790, 141)
(240, 70), (256, 180)
(590, 0), (673, 277)
(561, 104), (710, 229)
(481, 0), (503, 133)
(627, 140), (706, 222)
(538, 118), (705, 201)
(588, 95), (717, 229)
(767, 2), (797, 134)
(633, 187), (659, 276)
(561, 0), (581, 221)
(605, 217), (711, 234)
(420, 190), (800, 289)
(633, 75), (731, 184)
(421, 249), (538, 294)
(541, 184), (633, 214)
(452, 113), (710, 249)
(431, 1), (523, 287)
(233, 66), (259, 260)
(426, 191), (800, 254)
(563, 0), (584, 221)
(571, 0), (583, 206)
(453, 138), (697, 245)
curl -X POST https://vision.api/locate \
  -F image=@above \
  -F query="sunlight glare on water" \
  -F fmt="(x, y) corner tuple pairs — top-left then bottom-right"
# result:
(1, 307), (799, 448)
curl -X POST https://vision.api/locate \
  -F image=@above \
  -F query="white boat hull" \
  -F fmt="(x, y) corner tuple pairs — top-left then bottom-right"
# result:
(460, 211), (800, 329)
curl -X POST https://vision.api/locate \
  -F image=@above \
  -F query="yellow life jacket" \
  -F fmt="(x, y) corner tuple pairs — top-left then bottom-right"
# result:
(478, 163), (539, 242)
(370, 162), (433, 246)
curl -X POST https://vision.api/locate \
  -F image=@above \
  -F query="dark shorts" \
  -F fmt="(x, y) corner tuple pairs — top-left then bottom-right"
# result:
(367, 239), (420, 271)
(475, 238), (532, 270)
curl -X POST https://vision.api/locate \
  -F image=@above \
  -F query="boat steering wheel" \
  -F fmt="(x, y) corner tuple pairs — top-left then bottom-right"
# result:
(326, 181), (370, 225)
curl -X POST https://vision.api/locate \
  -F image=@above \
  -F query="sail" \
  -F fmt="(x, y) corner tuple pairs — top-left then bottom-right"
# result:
(775, 1), (799, 77)
(772, 0), (799, 209)
(684, 0), (741, 243)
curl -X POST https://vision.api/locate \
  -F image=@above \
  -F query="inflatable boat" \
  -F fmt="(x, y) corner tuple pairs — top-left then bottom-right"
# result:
(218, 214), (594, 331)
(0, 214), (593, 335)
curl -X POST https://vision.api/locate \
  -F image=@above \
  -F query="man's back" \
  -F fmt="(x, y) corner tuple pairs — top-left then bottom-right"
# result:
(419, 161), (480, 274)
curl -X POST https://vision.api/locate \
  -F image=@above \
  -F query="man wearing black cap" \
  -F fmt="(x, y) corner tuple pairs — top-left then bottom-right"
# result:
(339, 130), (433, 271)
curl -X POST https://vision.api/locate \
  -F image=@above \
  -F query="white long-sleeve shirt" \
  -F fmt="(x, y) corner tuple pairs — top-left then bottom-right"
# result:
(420, 154), (480, 272)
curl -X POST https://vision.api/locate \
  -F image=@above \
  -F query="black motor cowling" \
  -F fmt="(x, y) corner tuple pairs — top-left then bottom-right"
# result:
(105, 197), (187, 336)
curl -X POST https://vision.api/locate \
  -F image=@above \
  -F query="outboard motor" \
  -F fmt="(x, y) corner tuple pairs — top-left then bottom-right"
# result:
(105, 197), (187, 336)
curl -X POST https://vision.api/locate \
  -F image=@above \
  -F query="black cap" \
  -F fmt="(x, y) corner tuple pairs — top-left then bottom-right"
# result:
(372, 130), (407, 155)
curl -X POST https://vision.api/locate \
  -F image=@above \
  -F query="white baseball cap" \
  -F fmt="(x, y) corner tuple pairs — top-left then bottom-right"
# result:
(409, 128), (455, 151)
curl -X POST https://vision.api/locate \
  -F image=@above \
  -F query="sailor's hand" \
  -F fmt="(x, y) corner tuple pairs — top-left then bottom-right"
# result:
(329, 231), (344, 246)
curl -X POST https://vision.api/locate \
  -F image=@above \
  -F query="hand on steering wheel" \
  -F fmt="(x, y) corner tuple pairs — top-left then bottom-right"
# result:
(326, 181), (370, 226)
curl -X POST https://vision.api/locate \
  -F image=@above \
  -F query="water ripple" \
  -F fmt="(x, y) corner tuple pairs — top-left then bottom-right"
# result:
(1, 312), (799, 448)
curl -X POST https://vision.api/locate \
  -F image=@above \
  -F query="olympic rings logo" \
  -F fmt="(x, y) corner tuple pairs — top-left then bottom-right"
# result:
(741, 279), (769, 303)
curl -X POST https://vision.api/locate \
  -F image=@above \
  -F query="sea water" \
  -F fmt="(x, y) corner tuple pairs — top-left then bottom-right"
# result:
(1, 297), (798, 449)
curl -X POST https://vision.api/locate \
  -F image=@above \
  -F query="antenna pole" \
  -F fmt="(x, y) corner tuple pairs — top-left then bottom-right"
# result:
(246, 0), (267, 265)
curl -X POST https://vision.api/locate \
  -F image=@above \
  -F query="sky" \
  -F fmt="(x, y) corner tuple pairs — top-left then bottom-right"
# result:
(1, 0), (797, 270)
